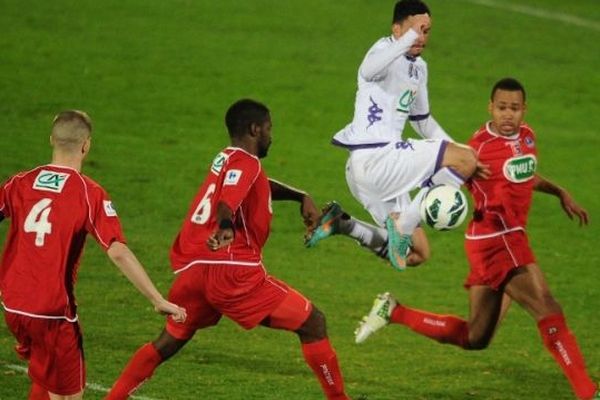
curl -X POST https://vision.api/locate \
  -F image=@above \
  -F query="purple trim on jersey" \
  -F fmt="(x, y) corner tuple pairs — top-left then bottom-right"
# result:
(331, 138), (389, 150)
(447, 166), (467, 183)
(434, 140), (449, 172)
(409, 113), (430, 121)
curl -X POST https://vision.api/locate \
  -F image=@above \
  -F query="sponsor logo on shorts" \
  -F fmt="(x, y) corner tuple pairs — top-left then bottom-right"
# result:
(503, 154), (537, 183)
(223, 169), (242, 186)
(33, 170), (70, 193)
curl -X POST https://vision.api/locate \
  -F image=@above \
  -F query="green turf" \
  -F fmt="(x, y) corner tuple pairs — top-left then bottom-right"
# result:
(0, 0), (599, 398)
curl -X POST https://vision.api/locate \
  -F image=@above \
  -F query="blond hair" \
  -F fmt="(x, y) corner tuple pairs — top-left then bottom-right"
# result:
(51, 110), (92, 151)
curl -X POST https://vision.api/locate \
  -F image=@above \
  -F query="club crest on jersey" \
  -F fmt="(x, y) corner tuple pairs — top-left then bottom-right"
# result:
(210, 152), (229, 175)
(223, 169), (242, 186)
(524, 136), (535, 148)
(503, 154), (537, 183)
(33, 170), (70, 193)
(103, 200), (118, 217)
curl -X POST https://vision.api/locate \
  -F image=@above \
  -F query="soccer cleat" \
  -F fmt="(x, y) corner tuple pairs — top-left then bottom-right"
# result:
(385, 215), (412, 271)
(355, 292), (397, 344)
(304, 201), (343, 248)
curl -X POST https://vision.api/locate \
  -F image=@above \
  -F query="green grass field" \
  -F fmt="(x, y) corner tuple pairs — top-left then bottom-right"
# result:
(1, 0), (599, 398)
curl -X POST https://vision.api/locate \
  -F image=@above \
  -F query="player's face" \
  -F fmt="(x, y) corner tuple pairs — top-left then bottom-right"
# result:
(393, 14), (431, 57)
(256, 117), (272, 159)
(489, 89), (526, 136)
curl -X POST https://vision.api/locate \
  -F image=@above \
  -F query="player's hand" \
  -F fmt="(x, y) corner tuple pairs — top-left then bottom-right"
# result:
(153, 298), (187, 323)
(408, 13), (431, 34)
(300, 195), (320, 233)
(474, 160), (491, 180)
(206, 228), (234, 250)
(559, 190), (589, 226)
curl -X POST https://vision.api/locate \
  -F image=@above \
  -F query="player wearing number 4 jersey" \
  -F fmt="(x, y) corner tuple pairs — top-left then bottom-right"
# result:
(0, 111), (186, 400)
(106, 99), (350, 400)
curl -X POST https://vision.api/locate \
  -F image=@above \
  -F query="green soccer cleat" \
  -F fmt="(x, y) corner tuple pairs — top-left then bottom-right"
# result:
(305, 201), (343, 248)
(385, 215), (412, 271)
(354, 292), (397, 344)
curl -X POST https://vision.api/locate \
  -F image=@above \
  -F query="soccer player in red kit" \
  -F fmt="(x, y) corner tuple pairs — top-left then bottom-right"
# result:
(354, 78), (598, 399)
(0, 110), (187, 400)
(106, 99), (350, 400)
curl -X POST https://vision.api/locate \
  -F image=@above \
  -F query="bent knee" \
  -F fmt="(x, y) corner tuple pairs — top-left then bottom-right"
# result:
(296, 307), (327, 342)
(445, 144), (477, 177)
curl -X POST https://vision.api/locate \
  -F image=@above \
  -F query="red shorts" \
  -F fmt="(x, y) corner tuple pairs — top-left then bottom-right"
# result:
(464, 230), (536, 290)
(3, 312), (85, 395)
(166, 264), (313, 340)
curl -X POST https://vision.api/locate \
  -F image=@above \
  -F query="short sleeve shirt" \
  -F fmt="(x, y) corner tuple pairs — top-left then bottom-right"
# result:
(0, 165), (126, 319)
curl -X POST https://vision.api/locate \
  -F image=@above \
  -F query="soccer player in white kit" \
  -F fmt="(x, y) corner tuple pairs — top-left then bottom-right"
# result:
(306, 0), (485, 270)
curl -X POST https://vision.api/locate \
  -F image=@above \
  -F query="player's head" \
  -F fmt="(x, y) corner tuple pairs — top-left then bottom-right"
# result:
(51, 110), (92, 156)
(225, 99), (272, 158)
(488, 78), (527, 137)
(392, 0), (431, 57)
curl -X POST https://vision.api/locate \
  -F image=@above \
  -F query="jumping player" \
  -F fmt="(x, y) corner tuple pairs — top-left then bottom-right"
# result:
(305, 0), (487, 270)
(0, 110), (186, 400)
(354, 78), (598, 399)
(105, 99), (350, 400)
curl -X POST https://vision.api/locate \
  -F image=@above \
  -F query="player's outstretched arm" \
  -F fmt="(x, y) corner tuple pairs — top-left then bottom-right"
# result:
(533, 174), (589, 226)
(106, 242), (187, 322)
(268, 178), (320, 232)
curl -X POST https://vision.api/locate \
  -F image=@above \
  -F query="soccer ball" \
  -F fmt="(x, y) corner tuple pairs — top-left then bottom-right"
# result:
(419, 184), (468, 231)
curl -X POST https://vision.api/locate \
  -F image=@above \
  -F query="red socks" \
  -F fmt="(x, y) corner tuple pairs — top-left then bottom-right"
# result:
(538, 314), (597, 400)
(301, 338), (349, 400)
(391, 304), (470, 348)
(105, 343), (163, 400)
(28, 383), (50, 400)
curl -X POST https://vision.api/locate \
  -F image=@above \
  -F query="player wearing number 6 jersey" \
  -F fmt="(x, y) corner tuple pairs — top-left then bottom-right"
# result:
(106, 99), (350, 400)
(0, 110), (186, 400)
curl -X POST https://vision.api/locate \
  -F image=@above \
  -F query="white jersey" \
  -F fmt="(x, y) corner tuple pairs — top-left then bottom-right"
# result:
(333, 29), (443, 149)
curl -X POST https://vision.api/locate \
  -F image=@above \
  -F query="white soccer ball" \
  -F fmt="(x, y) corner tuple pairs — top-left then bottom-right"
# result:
(419, 184), (468, 231)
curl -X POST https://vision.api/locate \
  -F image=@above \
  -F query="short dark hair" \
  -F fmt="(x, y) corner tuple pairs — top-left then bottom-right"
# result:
(225, 99), (270, 138)
(491, 78), (526, 101)
(393, 0), (430, 24)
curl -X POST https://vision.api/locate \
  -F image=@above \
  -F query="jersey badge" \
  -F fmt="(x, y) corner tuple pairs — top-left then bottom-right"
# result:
(397, 90), (416, 113)
(503, 154), (537, 183)
(524, 136), (535, 148)
(211, 152), (229, 175)
(103, 200), (118, 217)
(33, 170), (70, 193)
(224, 169), (242, 186)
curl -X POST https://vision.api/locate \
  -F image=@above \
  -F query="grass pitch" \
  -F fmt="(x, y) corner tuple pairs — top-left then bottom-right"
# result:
(1, 1), (599, 399)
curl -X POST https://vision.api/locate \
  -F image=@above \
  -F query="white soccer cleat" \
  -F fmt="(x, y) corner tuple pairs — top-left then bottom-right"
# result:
(354, 292), (397, 344)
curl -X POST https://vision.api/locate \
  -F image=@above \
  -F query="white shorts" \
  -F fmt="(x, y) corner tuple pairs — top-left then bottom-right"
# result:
(345, 139), (447, 226)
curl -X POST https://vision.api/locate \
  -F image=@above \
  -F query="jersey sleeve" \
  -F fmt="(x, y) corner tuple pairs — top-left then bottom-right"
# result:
(0, 177), (13, 219)
(359, 30), (419, 81)
(85, 184), (127, 250)
(218, 154), (261, 214)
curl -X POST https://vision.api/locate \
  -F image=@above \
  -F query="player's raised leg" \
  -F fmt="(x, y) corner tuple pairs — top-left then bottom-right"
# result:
(387, 142), (477, 269)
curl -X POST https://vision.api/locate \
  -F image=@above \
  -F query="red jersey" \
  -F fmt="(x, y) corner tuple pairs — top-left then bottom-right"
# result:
(465, 123), (538, 239)
(0, 165), (126, 320)
(170, 147), (272, 272)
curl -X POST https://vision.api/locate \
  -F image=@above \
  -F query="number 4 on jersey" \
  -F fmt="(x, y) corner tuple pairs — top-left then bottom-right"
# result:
(24, 198), (53, 247)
